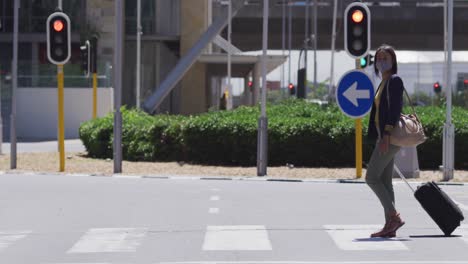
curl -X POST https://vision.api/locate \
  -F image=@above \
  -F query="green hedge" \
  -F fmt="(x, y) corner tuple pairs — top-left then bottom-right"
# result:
(79, 101), (468, 169)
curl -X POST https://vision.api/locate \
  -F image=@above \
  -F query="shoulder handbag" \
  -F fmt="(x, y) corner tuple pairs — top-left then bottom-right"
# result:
(386, 80), (427, 147)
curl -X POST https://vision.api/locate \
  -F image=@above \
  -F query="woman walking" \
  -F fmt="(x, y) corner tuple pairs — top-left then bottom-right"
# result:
(366, 45), (405, 238)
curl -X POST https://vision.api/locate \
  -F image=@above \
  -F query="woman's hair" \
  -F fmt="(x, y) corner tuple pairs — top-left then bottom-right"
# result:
(374, 44), (398, 75)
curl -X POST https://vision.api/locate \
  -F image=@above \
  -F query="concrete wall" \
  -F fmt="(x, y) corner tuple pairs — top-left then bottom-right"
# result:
(16, 88), (113, 140)
(86, 0), (116, 66)
(123, 41), (181, 113)
(179, 0), (211, 114)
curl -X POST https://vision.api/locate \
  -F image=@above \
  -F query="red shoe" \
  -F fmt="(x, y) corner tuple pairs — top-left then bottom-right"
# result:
(387, 212), (405, 234)
(371, 223), (389, 238)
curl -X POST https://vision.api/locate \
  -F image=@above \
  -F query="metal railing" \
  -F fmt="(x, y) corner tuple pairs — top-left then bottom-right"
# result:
(0, 62), (112, 88)
(0, 16), (81, 33)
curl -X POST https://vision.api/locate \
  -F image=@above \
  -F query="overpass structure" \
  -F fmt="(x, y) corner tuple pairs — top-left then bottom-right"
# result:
(142, 0), (468, 115)
(217, 0), (468, 51)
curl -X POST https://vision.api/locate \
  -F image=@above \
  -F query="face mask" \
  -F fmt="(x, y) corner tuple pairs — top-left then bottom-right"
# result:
(377, 61), (392, 73)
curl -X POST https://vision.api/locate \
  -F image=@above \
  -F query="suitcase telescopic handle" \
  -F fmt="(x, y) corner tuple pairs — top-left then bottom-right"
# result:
(394, 165), (416, 193)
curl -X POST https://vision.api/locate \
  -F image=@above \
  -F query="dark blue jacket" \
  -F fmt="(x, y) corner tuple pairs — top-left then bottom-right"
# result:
(367, 74), (404, 142)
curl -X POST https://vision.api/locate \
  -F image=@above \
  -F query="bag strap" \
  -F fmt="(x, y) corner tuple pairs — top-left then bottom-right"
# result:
(393, 164), (416, 193)
(385, 78), (419, 117)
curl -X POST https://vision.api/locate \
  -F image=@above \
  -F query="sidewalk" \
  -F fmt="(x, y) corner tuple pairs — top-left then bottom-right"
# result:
(0, 140), (467, 183)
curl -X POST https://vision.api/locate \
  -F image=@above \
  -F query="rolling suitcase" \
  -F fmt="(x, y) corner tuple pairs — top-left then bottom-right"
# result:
(394, 165), (464, 236)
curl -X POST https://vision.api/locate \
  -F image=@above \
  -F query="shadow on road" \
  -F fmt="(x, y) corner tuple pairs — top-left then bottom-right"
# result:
(410, 234), (462, 238)
(353, 237), (412, 242)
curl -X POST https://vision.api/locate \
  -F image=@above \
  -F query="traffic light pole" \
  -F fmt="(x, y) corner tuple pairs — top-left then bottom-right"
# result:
(355, 59), (363, 179)
(443, 0), (455, 181)
(57, 65), (65, 172)
(313, 0), (318, 92)
(93, 72), (98, 119)
(257, 0), (269, 176)
(10, 0), (19, 169)
(136, 0), (141, 109)
(328, 0), (338, 102)
(91, 36), (98, 119)
(114, 0), (123, 173)
(288, 2), (292, 87)
(227, 0), (232, 110)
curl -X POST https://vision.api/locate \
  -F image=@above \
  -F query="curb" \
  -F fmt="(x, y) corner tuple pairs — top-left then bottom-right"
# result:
(0, 170), (466, 186)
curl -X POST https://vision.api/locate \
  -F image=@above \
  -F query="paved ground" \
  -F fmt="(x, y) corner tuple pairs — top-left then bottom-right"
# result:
(1, 140), (467, 183)
(0, 173), (467, 264)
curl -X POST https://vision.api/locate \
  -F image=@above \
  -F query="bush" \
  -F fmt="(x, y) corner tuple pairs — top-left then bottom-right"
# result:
(79, 113), (113, 159)
(79, 100), (468, 169)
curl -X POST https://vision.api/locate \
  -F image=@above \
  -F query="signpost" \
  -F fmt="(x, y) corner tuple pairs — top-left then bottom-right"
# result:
(336, 70), (375, 178)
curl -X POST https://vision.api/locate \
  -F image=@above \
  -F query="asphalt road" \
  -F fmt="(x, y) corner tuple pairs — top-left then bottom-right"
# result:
(0, 173), (467, 264)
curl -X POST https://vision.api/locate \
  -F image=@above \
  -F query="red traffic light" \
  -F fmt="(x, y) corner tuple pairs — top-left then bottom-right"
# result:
(345, 3), (370, 59)
(248, 81), (253, 87)
(288, 83), (294, 90)
(464, 79), (468, 85)
(352, 10), (364, 23)
(434, 83), (440, 89)
(47, 12), (71, 65)
(53, 20), (64, 32)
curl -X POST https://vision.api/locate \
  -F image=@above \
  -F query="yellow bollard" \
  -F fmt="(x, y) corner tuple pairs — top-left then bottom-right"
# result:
(355, 118), (362, 178)
(57, 65), (65, 172)
(92, 72), (98, 119)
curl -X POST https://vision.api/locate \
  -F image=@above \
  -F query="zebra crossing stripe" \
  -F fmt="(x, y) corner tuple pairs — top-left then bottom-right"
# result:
(67, 228), (147, 253)
(157, 261), (468, 264)
(324, 225), (409, 251)
(203, 225), (272, 251)
(0, 230), (31, 251)
(209, 208), (220, 214)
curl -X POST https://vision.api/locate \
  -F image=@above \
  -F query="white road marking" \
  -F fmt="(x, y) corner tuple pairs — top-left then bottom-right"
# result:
(157, 261), (468, 264)
(0, 231), (31, 251)
(209, 208), (220, 214)
(67, 228), (147, 253)
(203, 225), (272, 251)
(324, 225), (409, 251)
(113, 175), (142, 179)
(210, 196), (220, 201)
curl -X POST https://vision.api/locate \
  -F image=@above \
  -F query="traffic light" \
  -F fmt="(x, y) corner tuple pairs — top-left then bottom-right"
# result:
(80, 40), (90, 77)
(288, 83), (295, 95)
(90, 35), (98, 74)
(434, 82), (442, 94)
(344, 3), (371, 59)
(359, 54), (374, 68)
(46, 12), (71, 65)
(248, 80), (253, 92)
(464, 79), (468, 89)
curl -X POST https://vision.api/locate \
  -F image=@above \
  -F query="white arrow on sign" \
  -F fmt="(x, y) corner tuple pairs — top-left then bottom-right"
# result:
(343, 81), (370, 107)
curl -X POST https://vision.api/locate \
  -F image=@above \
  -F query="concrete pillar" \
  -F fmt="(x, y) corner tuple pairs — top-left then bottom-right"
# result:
(393, 146), (420, 179)
(253, 62), (261, 105)
(180, 0), (211, 114)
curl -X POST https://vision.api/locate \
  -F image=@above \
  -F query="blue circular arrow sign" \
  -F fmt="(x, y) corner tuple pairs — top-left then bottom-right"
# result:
(336, 70), (375, 119)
